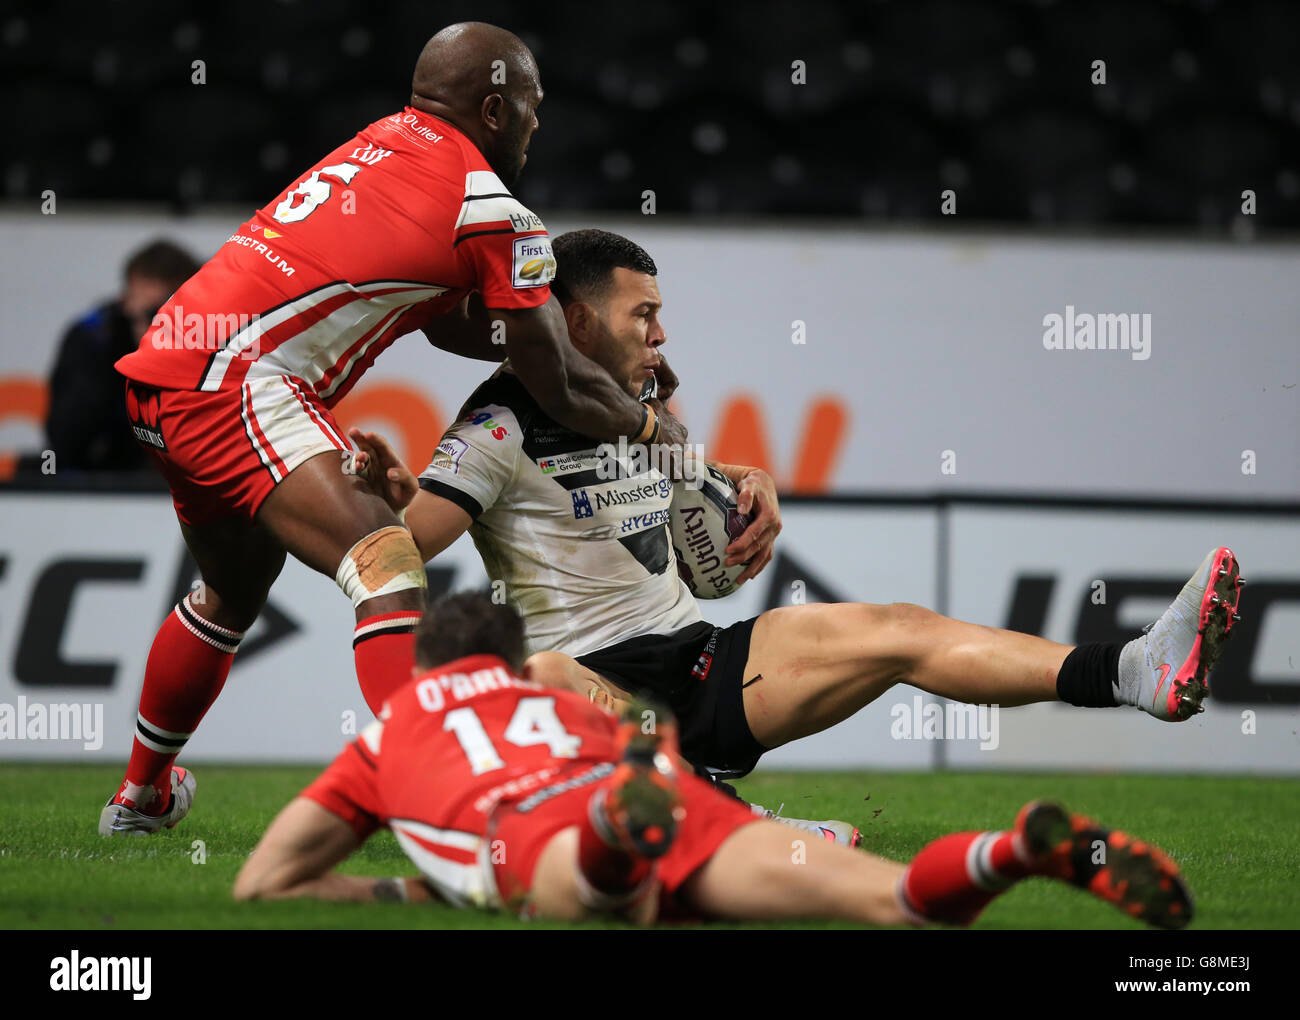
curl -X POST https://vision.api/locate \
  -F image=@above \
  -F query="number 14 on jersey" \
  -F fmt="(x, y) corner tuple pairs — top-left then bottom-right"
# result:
(444, 697), (582, 775)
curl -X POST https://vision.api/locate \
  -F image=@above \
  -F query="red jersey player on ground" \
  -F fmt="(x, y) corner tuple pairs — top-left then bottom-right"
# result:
(100, 23), (685, 837)
(234, 593), (1195, 929)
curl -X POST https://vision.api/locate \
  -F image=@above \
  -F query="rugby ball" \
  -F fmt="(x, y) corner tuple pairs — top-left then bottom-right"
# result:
(670, 464), (752, 599)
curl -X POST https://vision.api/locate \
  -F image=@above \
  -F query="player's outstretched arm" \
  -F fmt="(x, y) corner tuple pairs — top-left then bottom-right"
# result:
(234, 798), (433, 904)
(495, 296), (687, 447)
(403, 492), (472, 563)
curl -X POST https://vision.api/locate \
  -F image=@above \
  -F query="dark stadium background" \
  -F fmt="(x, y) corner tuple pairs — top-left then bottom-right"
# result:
(4, 0), (1297, 230)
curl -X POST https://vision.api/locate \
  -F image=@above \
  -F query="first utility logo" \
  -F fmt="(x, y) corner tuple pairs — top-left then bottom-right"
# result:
(50, 951), (151, 1000)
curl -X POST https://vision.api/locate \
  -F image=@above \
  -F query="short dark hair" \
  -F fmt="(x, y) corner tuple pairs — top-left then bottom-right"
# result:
(124, 239), (201, 291)
(550, 229), (657, 306)
(414, 591), (526, 673)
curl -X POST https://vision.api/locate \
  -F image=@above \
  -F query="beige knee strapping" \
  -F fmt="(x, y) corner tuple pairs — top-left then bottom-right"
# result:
(335, 526), (427, 608)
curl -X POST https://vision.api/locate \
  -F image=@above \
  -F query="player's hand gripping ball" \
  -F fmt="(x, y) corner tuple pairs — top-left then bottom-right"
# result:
(670, 464), (751, 598)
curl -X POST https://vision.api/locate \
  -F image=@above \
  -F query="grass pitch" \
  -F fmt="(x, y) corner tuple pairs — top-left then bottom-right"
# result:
(1, 765), (1295, 929)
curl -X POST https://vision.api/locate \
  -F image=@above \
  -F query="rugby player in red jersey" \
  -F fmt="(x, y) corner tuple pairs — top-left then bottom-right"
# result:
(99, 24), (683, 836)
(233, 593), (1195, 929)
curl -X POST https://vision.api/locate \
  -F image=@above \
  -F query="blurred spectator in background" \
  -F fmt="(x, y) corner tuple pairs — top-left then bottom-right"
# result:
(45, 239), (200, 471)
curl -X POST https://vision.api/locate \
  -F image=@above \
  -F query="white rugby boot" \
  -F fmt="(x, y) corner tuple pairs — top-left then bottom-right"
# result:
(752, 802), (862, 847)
(1117, 547), (1244, 721)
(98, 767), (197, 836)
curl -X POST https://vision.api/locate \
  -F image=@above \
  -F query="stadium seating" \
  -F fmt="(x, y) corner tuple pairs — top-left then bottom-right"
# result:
(1, 0), (1294, 228)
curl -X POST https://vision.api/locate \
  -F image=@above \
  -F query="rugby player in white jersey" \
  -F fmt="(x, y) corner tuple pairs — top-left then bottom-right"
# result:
(350, 229), (1245, 825)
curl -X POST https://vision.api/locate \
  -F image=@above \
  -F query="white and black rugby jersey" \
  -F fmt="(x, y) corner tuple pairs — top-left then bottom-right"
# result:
(418, 365), (702, 656)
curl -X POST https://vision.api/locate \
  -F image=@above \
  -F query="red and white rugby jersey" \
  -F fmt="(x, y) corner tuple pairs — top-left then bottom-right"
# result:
(302, 654), (619, 904)
(117, 108), (556, 407)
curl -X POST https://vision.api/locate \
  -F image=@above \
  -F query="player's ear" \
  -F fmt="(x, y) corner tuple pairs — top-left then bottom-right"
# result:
(480, 93), (504, 133)
(563, 301), (595, 353)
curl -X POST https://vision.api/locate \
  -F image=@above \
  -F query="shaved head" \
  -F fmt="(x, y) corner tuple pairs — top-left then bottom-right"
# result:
(410, 22), (542, 187)
(412, 23), (537, 106)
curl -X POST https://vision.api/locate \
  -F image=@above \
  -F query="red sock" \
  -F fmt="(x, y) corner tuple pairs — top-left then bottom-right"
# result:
(353, 611), (422, 714)
(575, 788), (654, 909)
(898, 829), (1034, 926)
(118, 596), (243, 812)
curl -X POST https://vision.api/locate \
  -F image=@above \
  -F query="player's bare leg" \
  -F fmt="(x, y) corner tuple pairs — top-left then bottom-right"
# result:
(181, 516), (288, 631)
(740, 602), (1069, 750)
(101, 517), (285, 834)
(527, 827), (661, 923)
(256, 450), (429, 714)
(685, 818), (908, 923)
(527, 828), (591, 921)
(685, 799), (1192, 929)
(102, 451), (427, 835)
(741, 548), (1243, 749)
(256, 450), (414, 591)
